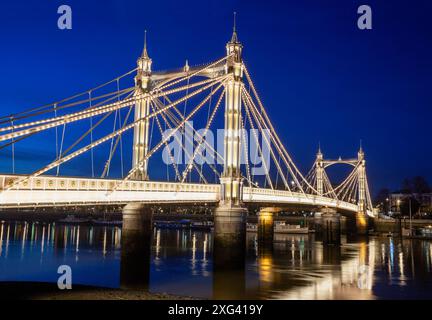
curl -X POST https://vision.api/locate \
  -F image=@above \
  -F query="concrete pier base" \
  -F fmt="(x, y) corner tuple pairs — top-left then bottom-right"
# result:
(346, 212), (369, 236)
(120, 203), (153, 290)
(321, 208), (341, 245)
(213, 204), (247, 268)
(314, 212), (323, 241)
(355, 212), (369, 235)
(213, 204), (247, 299)
(258, 207), (277, 244)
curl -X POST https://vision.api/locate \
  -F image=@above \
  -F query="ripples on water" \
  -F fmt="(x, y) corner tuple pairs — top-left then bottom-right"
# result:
(1, 221), (432, 299)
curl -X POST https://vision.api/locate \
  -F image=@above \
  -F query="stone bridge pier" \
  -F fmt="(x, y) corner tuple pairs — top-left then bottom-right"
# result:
(320, 207), (341, 245)
(213, 203), (247, 269)
(257, 207), (282, 245)
(120, 203), (153, 290)
(345, 212), (369, 235)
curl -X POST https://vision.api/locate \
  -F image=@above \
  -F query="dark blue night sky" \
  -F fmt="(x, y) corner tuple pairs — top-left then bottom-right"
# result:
(0, 0), (431, 195)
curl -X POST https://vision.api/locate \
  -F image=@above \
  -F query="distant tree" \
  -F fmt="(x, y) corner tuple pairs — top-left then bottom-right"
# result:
(374, 188), (390, 212)
(401, 178), (413, 194)
(400, 196), (421, 217)
(412, 176), (430, 194)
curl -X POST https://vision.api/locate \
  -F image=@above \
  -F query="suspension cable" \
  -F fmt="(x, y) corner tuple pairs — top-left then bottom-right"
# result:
(4, 79), (225, 191)
(241, 114), (253, 187)
(245, 91), (290, 190)
(0, 67), (138, 124)
(56, 123), (66, 176)
(243, 66), (315, 193)
(11, 118), (15, 174)
(54, 104), (59, 161)
(150, 101), (181, 181)
(153, 99), (211, 183)
(111, 82), (225, 192)
(181, 88), (225, 183)
(101, 105), (133, 178)
(89, 91), (95, 177)
(106, 79), (121, 177)
(162, 95), (224, 165)
(242, 91), (274, 189)
(0, 75), (227, 143)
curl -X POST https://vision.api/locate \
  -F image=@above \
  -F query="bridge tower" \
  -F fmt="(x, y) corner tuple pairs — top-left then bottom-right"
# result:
(357, 146), (366, 213)
(355, 145), (369, 234)
(132, 32), (152, 180)
(220, 23), (244, 206)
(213, 19), (248, 269)
(316, 146), (324, 195)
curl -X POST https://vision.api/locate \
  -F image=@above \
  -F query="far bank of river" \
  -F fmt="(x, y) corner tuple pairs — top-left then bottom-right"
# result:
(1, 210), (432, 236)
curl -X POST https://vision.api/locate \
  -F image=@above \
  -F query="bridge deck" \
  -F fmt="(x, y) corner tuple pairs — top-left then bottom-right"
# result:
(0, 175), (372, 216)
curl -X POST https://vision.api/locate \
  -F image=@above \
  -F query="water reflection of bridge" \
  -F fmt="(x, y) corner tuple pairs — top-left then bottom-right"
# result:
(2, 221), (432, 299)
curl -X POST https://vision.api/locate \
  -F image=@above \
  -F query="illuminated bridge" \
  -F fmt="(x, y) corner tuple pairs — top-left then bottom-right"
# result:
(0, 25), (375, 231)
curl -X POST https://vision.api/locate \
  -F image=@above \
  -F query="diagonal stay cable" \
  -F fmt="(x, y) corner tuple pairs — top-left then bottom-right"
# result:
(109, 82), (224, 193)
(181, 88), (225, 183)
(3, 78), (226, 191)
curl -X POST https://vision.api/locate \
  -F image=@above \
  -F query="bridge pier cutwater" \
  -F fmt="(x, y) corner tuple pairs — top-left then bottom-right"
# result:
(314, 212), (323, 241)
(321, 208), (341, 245)
(258, 207), (281, 244)
(355, 212), (369, 235)
(213, 204), (247, 267)
(120, 203), (153, 290)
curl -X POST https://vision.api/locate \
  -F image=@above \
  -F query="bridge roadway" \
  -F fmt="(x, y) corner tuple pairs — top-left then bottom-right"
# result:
(0, 174), (372, 216)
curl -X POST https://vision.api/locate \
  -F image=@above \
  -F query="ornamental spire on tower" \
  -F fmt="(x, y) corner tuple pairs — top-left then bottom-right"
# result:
(142, 30), (149, 58)
(226, 11), (242, 65)
(358, 139), (365, 160)
(137, 30), (152, 76)
(230, 12), (239, 43)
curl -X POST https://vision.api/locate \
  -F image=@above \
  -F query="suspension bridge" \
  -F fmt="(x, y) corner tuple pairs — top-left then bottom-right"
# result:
(0, 26), (375, 221)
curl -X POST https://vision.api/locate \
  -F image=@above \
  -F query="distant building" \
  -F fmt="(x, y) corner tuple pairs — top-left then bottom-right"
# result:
(390, 192), (432, 213)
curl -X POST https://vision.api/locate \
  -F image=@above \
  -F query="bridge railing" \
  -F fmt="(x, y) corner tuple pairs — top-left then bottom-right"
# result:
(0, 175), (220, 194)
(243, 187), (364, 214)
(0, 175), (221, 208)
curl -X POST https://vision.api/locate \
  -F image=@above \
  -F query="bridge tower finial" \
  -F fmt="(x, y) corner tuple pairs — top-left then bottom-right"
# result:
(226, 12), (243, 77)
(138, 30), (152, 74)
(231, 11), (239, 43)
(142, 30), (149, 58)
(183, 59), (190, 73)
(358, 139), (364, 160)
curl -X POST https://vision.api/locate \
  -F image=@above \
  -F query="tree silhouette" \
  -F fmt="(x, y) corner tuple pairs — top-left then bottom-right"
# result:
(401, 176), (430, 194)
(374, 188), (390, 212)
(412, 176), (430, 194)
(400, 196), (421, 217)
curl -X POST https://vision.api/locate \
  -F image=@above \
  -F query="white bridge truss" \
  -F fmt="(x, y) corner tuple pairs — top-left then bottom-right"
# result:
(0, 28), (375, 217)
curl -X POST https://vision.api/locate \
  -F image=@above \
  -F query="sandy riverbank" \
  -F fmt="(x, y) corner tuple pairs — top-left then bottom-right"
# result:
(0, 282), (195, 300)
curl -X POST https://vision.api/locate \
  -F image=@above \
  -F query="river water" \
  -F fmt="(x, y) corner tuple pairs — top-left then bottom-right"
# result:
(1, 221), (432, 299)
